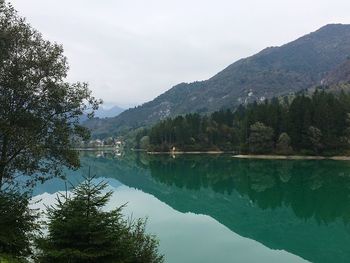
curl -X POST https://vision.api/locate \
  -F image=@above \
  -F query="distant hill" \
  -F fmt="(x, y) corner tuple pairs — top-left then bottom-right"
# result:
(85, 24), (350, 138)
(80, 105), (124, 126)
(94, 105), (124, 118)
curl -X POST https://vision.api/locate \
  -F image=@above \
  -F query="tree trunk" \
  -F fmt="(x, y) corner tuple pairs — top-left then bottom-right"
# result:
(0, 135), (8, 189)
(0, 164), (4, 189)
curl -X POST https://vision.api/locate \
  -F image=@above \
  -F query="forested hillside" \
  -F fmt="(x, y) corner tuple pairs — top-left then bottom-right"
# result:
(140, 89), (350, 155)
(85, 24), (350, 138)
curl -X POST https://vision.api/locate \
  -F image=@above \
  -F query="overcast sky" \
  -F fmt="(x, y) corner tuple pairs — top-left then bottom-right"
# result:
(10, 0), (350, 108)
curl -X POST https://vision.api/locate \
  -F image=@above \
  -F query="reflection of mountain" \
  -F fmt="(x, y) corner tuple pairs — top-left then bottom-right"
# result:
(37, 154), (350, 263)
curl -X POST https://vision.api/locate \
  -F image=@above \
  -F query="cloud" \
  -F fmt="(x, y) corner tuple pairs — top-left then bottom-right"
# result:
(10, 0), (350, 108)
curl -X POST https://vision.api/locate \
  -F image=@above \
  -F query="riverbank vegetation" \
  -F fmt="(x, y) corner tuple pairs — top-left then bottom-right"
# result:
(140, 90), (350, 156)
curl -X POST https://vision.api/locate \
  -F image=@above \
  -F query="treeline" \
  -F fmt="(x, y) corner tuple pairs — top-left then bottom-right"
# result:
(138, 90), (350, 155)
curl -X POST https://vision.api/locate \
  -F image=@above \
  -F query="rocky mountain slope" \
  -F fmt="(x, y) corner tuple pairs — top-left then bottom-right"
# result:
(324, 58), (350, 86)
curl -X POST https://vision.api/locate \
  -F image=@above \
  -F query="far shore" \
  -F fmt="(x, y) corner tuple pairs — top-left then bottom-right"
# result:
(147, 151), (234, 155)
(146, 151), (350, 160)
(233, 154), (350, 161)
(74, 147), (118, 151)
(74, 148), (350, 161)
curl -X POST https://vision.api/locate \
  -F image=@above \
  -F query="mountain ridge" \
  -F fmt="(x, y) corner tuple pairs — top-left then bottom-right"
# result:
(85, 24), (350, 138)
(94, 105), (124, 118)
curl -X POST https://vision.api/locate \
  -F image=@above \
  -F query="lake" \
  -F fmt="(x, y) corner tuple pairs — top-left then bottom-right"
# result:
(33, 152), (350, 263)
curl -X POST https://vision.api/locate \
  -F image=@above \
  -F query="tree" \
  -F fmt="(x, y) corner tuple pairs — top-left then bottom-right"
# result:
(0, 190), (38, 261)
(104, 137), (114, 146)
(36, 176), (164, 263)
(0, 3), (101, 187)
(248, 122), (274, 154)
(308, 126), (323, 154)
(342, 113), (350, 147)
(276, 133), (293, 155)
(287, 95), (312, 150)
(139, 135), (150, 150)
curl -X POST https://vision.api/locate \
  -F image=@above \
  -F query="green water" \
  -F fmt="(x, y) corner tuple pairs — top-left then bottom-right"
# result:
(35, 153), (350, 263)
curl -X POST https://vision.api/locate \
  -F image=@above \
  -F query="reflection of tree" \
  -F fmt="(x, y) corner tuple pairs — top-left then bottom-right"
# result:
(146, 155), (350, 224)
(78, 153), (350, 225)
(74, 153), (350, 263)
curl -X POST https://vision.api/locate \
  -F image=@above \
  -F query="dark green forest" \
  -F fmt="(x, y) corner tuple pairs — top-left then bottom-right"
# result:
(139, 89), (350, 155)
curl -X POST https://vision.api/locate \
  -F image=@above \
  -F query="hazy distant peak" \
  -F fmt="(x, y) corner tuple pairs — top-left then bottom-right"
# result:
(94, 105), (124, 118)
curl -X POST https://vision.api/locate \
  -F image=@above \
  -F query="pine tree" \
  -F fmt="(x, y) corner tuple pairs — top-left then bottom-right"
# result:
(36, 176), (164, 263)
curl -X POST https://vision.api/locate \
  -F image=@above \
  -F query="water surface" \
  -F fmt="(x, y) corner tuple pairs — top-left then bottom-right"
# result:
(34, 153), (350, 263)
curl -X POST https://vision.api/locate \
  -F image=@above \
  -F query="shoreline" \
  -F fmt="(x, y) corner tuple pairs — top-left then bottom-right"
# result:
(232, 154), (350, 161)
(147, 151), (350, 160)
(74, 149), (350, 161)
(74, 147), (118, 151)
(147, 151), (233, 155)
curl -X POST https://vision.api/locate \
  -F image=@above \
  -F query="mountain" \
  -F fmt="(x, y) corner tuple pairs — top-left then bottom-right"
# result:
(324, 58), (350, 86)
(85, 24), (350, 138)
(80, 105), (124, 126)
(94, 105), (124, 118)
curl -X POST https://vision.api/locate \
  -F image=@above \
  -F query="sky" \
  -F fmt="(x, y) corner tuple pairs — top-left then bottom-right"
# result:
(10, 0), (350, 108)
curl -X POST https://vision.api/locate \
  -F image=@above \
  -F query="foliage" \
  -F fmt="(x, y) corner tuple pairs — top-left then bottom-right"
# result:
(248, 122), (274, 154)
(276, 133), (293, 155)
(139, 136), (150, 150)
(146, 111), (237, 152)
(0, 2), (101, 187)
(307, 126), (323, 154)
(36, 176), (164, 263)
(144, 90), (350, 155)
(0, 254), (27, 263)
(0, 190), (38, 262)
